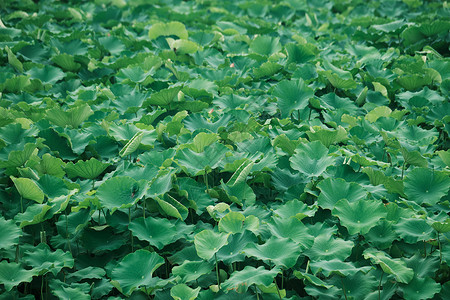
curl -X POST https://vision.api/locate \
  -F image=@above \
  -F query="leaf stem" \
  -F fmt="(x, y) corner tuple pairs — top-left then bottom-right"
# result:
(438, 233), (442, 264)
(20, 195), (23, 213)
(129, 207), (134, 252)
(215, 253), (220, 289)
(378, 271), (383, 300)
(274, 278), (282, 300)
(341, 277), (348, 300)
(401, 161), (406, 179)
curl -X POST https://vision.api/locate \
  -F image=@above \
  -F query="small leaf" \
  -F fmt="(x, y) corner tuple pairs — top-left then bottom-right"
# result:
(170, 284), (201, 300)
(11, 176), (44, 203)
(119, 131), (144, 157)
(148, 21), (188, 40)
(194, 230), (229, 261)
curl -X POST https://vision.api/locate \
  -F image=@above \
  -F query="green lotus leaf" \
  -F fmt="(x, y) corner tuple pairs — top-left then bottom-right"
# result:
(0, 142), (36, 168)
(98, 36), (125, 55)
(404, 252), (439, 279)
(147, 169), (173, 198)
(26, 65), (65, 85)
(112, 91), (147, 115)
(400, 276), (441, 300)
(184, 132), (219, 154)
(321, 71), (357, 90)
(293, 271), (333, 289)
(51, 284), (90, 300)
(290, 141), (334, 178)
(221, 180), (256, 206)
(394, 217), (434, 244)
(167, 38), (200, 54)
(14, 203), (52, 228)
(144, 86), (183, 107)
(217, 231), (258, 265)
(372, 20), (407, 33)
(129, 217), (177, 249)
(317, 178), (367, 210)
(218, 211), (245, 234)
(176, 177), (213, 213)
(66, 267), (106, 281)
(46, 104), (94, 128)
(97, 176), (147, 213)
(6, 46), (23, 73)
(183, 113), (233, 133)
(285, 42), (317, 64)
(244, 237), (302, 269)
(267, 217), (314, 249)
(23, 243), (74, 276)
(148, 21), (188, 40)
(363, 249), (414, 284)
(37, 174), (69, 198)
(221, 266), (279, 293)
(272, 79), (314, 118)
(310, 259), (373, 277)
(249, 36), (281, 56)
(194, 230), (229, 261)
(111, 249), (164, 296)
(365, 106), (392, 123)
(51, 53), (81, 72)
(172, 261), (213, 283)
(305, 234), (354, 261)
(436, 150), (450, 167)
(401, 147), (427, 168)
(253, 61), (282, 79)
(35, 153), (66, 178)
(11, 176), (44, 203)
(431, 219), (450, 233)
(176, 142), (230, 176)
(365, 220), (398, 249)
(404, 168), (450, 206)
(65, 158), (111, 180)
(170, 284), (201, 300)
(0, 261), (36, 292)
(116, 66), (153, 83)
(0, 216), (21, 250)
(119, 131), (144, 157)
(332, 199), (386, 235)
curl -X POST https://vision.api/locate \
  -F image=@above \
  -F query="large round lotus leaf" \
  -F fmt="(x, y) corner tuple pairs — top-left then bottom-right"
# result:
(26, 65), (66, 84)
(170, 284), (201, 300)
(175, 142), (230, 176)
(267, 217), (314, 249)
(364, 220), (398, 249)
(23, 243), (74, 276)
(0, 261), (36, 292)
(272, 79), (314, 118)
(221, 266), (279, 293)
(172, 261), (213, 283)
(218, 211), (245, 234)
(332, 199), (387, 235)
(51, 285), (90, 300)
(404, 168), (450, 206)
(290, 141), (334, 178)
(363, 249), (414, 284)
(317, 178), (367, 210)
(244, 237), (302, 269)
(309, 259), (373, 277)
(194, 230), (229, 261)
(217, 231), (257, 265)
(400, 276), (441, 300)
(432, 219), (450, 233)
(129, 217), (177, 249)
(249, 36), (281, 56)
(97, 176), (147, 213)
(0, 216), (21, 250)
(404, 252), (439, 279)
(328, 272), (377, 300)
(65, 158), (111, 180)
(272, 199), (316, 220)
(305, 234), (354, 261)
(393, 217), (434, 244)
(111, 249), (164, 296)
(11, 176), (44, 203)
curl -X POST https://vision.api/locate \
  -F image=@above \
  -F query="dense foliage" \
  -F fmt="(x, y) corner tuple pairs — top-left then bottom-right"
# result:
(0, 0), (449, 299)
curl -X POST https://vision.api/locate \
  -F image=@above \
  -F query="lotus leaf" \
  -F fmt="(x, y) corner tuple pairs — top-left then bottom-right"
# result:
(332, 198), (387, 235)
(170, 284), (201, 300)
(363, 249), (414, 284)
(23, 243), (74, 276)
(97, 176), (147, 213)
(11, 176), (44, 203)
(305, 234), (354, 261)
(244, 237), (302, 269)
(65, 158), (111, 180)
(221, 266), (280, 293)
(0, 216), (21, 250)
(290, 141), (334, 178)
(172, 261), (213, 283)
(317, 178), (367, 210)
(194, 230), (229, 261)
(404, 168), (450, 206)
(0, 261), (36, 292)
(400, 276), (441, 300)
(273, 79), (314, 118)
(129, 217), (178, 249)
